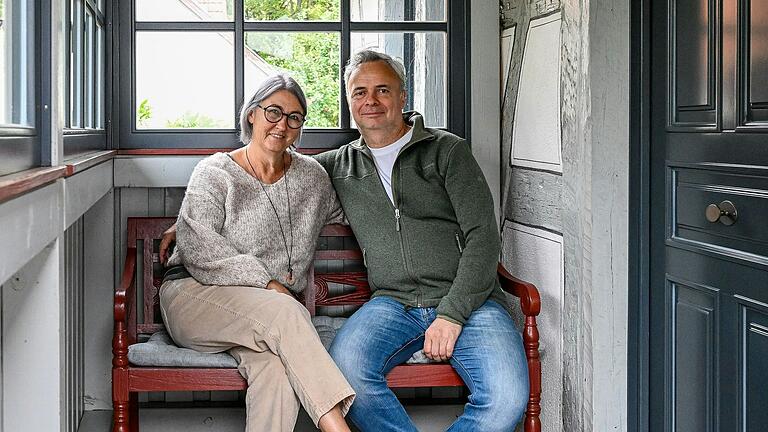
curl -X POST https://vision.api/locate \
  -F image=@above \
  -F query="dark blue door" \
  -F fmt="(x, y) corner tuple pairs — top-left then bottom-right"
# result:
(649, 0), (768, 430)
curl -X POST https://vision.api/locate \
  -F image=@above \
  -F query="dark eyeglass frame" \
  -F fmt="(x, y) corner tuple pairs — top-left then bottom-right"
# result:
(257, 104), (306, 129)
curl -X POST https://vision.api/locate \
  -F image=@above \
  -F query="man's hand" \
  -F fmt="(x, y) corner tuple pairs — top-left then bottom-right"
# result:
(266, 280), (295, 298)
(159, 223), (178, 265)
(423, 317), (462, 362)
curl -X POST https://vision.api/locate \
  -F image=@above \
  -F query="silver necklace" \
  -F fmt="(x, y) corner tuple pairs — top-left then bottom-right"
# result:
(245, 148), (295, 285)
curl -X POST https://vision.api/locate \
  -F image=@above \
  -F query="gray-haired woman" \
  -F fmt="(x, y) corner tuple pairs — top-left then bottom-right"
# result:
(161, 74), (355, 432)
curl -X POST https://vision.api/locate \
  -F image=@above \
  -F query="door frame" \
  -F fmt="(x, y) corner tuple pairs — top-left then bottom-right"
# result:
(628, 0), (651, 430)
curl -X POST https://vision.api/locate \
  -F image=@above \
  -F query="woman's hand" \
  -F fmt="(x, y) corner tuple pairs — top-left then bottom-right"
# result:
(159, 223), (178, 265)
(267, 280), (294, 297)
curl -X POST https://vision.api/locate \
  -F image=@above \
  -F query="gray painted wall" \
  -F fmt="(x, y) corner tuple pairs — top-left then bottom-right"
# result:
(0, 161), (115, 430)
(500, 0), (629, 430)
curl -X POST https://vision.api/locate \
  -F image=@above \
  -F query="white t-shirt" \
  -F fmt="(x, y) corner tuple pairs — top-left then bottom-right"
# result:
(369, 128), (414, 205)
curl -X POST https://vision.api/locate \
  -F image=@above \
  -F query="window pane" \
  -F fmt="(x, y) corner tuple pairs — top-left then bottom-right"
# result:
(351, 32), (446, 127)
(0, 0), (35, 127)
(85, 12), (94, 128)
(136, 32), (234, 129)
(245, 0), (339, 21)
(245, 32), (340, 128)
(96, 24), (104, 128)
(136, 0), (234, 22)
(351, 0), (445, 22)
(71, 0), (83, 127)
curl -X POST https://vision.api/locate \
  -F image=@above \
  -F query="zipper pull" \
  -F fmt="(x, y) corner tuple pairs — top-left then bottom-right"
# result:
(395, 208), (401, 231)
(455, 232), (464, 253)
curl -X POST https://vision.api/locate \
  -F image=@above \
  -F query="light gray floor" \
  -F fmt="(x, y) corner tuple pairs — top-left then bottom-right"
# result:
(80, 405), (465, 432)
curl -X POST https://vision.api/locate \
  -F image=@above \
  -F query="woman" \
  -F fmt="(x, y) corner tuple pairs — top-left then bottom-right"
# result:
(161, 74), (354, 432)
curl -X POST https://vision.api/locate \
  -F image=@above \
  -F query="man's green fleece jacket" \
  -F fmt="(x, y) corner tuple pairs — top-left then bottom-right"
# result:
(314, 112), (508, 325)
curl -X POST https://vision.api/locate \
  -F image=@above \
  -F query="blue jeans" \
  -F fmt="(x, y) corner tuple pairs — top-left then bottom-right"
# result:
(329, 296), (529, 432)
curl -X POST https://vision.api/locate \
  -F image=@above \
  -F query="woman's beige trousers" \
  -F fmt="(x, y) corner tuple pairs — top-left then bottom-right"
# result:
(159, 277), (355, 431)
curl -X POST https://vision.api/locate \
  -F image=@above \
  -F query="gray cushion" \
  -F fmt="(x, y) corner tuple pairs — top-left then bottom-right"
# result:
(128, 316), (435, 368)
(128, 331), (238, 368)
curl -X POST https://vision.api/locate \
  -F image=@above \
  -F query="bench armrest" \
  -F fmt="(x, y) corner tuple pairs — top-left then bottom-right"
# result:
(113, 248), (138, 369)
(497, 263), (541, 317)
(114, 247), (137, 324)
(497, 262), (542, 431)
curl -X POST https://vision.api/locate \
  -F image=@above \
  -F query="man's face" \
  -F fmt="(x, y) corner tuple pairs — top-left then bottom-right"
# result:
(346, 60), (407, 135)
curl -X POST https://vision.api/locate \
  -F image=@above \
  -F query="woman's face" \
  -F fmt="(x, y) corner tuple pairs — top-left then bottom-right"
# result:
(248, 89), (304, 154)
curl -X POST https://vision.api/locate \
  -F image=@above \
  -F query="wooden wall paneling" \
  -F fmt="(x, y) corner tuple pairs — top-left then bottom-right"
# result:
(147, 189), (165, 217)
(84, 190), (116, 410)
(64, 160), (114, 232)
(0, 181), (64, 287)
(2, 242), (63, 431)
(164, 188), (186, 216)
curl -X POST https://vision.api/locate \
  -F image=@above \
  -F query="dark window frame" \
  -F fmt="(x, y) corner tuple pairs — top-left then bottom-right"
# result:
(117, 0), (469, 150)
(63, 0), (109, 158)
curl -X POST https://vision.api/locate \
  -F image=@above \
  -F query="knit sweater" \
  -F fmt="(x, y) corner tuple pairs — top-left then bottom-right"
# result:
(167, 151), (343, 293)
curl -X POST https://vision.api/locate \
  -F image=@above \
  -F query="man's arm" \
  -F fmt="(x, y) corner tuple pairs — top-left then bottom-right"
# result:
(311, 148), (338, 176)
(423, 139), (500, 361)
(435, 139), (501, 324)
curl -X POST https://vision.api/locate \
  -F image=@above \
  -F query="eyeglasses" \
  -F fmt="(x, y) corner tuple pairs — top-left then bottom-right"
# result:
(257, 104), (306, 129)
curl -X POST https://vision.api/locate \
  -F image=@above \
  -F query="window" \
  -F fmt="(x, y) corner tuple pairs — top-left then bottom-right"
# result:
(0, 0), (37, 176)
(64, 0), (107, 156)
(119, 0), (467, 149)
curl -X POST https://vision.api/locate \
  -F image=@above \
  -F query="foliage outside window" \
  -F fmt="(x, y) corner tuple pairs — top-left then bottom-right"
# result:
(130, 0), (450, 139)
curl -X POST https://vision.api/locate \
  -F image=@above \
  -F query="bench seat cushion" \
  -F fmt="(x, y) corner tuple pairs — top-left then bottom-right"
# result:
(128, 316), (434, 368)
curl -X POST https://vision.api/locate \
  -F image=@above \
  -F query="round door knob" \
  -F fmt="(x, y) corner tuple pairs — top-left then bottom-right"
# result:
(705, 200), (737, 226)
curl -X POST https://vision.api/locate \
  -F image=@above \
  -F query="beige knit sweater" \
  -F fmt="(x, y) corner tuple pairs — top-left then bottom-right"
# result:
(167, 151), (343, 293)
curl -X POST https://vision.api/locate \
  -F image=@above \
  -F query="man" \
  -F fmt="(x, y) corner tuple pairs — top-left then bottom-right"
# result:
(160, 50), (529, 431)
(316, 50), (528, 432)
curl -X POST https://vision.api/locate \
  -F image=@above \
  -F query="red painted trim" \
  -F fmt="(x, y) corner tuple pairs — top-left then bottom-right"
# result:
(0, 166), (67, 204)
(64, 150), (117, 176)
(116, 148), (331, 156)
(128, 368), (247, 392)
(386, 364), (464, 388)
(117, 149), (236, 156)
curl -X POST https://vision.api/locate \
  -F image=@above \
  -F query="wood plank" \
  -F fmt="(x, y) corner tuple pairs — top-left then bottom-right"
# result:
(128, 368), (247, 392)
(63, 150), (117, 176)
(386, 365), (464, 388)
(0, 166), (67, 204)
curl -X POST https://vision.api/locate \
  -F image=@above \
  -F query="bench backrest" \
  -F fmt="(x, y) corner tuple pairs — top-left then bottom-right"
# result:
(125, 217), (371, 339)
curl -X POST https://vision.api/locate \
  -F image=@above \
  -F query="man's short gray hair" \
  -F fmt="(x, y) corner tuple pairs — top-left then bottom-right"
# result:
(239, 74), (307, 145)
(344, 49), (407, 92)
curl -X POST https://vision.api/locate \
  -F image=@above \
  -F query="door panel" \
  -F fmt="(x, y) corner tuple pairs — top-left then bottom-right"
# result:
(742, 303), (768, 430)
(668, 279), (718, 432)
(744, 0), (768, 125)
(650, 0), (768, 430)
(671, 0), (718, 126)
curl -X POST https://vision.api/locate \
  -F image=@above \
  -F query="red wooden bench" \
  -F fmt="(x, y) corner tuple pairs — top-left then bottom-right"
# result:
(112, 216), (542, 431)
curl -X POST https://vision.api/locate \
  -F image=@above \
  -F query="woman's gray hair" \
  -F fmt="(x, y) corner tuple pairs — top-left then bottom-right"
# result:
(344, 49), (407, 92)
(239, 74), (307, 145)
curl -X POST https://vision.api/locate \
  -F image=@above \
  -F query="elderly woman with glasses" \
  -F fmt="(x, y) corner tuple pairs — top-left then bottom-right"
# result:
(160, 74), (355, 432)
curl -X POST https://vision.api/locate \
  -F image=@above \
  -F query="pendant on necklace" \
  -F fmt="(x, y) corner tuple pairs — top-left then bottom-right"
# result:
(286, 268), (294, 285)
